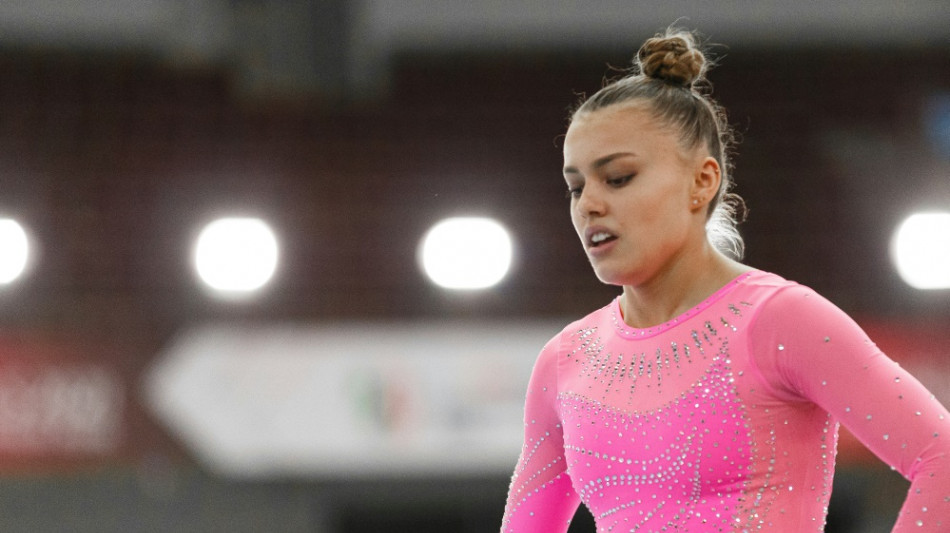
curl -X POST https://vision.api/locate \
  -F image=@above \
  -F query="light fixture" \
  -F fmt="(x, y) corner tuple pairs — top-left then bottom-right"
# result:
(891, 212), (950, 290)
(0, 218), (29, 285)
(194, 217), (279, 295)
(419, 217), (513, 290)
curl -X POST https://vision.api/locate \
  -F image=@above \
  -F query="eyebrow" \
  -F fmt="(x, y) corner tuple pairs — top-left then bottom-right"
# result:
(563, 152), (637, 175)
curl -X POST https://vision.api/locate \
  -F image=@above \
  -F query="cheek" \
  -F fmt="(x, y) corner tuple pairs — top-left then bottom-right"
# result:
(649, 184), (691, 223)
(627, 196), (686, 245)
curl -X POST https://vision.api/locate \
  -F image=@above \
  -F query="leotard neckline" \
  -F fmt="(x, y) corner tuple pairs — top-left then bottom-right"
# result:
(610, 270), (761, 340)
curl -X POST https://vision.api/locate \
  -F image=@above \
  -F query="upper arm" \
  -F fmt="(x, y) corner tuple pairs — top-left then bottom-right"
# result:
(748, 285), (950, 480)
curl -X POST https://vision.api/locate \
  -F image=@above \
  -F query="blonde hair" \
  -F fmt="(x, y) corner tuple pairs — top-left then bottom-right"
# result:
(571, 29), (745, 259)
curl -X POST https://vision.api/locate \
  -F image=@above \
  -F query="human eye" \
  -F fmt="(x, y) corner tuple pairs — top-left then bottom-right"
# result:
(606, 174), (634, 187)
(564, 176), (584, 199)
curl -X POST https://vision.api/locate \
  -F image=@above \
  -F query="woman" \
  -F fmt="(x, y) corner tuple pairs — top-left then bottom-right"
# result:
(501, 29), (949, 532)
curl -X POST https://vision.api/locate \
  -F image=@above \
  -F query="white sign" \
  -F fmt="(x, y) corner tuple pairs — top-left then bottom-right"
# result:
(144, 320), (561, 479)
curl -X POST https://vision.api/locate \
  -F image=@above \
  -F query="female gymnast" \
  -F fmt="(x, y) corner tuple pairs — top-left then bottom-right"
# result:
(501, 28), (949, 532)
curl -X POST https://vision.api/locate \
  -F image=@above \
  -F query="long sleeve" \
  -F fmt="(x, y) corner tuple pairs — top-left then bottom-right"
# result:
(501, 336), (581, 533)
(749, 285), (950, 531)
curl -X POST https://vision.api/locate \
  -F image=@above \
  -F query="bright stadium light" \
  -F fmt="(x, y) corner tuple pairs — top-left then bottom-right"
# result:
(0, 218), (29, 285)
(891, 212), (950, 290)
(194, 217), (279, 295)
(419, 217), (513, 290)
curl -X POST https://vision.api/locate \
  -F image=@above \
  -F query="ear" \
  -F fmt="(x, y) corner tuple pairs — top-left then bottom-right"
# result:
(690, 156), (721, 211)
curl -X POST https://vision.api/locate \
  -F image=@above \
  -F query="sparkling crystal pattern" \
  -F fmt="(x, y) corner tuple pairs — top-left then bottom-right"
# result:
(502, 271), (950, 532)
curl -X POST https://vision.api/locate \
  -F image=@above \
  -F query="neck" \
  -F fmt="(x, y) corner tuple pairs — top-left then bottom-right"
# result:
(620, 243), (751, 329)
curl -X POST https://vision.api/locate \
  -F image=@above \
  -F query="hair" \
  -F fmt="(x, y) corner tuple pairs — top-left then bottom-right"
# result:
(570, 28), (746, 260)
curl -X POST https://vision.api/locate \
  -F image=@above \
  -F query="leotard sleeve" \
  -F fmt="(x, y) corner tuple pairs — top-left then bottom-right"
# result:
(501, 335), (581, 532)
(748, 285), (950, 531)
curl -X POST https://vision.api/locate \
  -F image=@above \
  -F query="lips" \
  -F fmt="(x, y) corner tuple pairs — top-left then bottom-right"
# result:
(584, 227), (618, 249)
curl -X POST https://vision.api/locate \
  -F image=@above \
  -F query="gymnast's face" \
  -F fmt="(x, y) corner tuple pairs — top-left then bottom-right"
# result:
(562, 104), (713, 287)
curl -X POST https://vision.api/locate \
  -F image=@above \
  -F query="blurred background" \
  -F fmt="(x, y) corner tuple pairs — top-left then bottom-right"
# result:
(0, 1), (947, 532)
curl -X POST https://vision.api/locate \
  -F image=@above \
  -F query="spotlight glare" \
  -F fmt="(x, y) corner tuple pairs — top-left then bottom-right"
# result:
(891, 212), (950, 290)
(0, 219), (29, 285)
(420, 217), (513, 290)
(194, 217), (279, 294)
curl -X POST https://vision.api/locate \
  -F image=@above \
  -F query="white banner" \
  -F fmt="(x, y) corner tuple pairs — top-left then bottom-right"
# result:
(144, 320), (561, 479)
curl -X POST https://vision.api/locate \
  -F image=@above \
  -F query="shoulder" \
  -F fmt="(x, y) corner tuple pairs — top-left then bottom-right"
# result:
(742, 271), (857, 331)
(738, 269), (801, 298)
(740, 272), (876, 398)
(742, 271), (874, 367)
(739, 271), (874, 366)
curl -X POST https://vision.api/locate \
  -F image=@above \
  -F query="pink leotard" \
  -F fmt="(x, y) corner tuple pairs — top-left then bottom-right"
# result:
(502, 271), (949, 532)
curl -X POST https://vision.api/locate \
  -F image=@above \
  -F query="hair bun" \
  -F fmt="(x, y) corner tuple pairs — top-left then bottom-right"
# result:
(636, 32), (706, 88)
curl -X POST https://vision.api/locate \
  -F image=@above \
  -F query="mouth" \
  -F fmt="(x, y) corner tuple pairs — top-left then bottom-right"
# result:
(586, 229), (618, 250)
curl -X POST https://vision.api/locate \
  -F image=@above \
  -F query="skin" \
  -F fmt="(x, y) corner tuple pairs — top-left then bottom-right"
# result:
(562, 103), (751, 329)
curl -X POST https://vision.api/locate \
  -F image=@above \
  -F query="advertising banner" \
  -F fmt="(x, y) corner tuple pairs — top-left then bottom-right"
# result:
(0, 334), (125, 470)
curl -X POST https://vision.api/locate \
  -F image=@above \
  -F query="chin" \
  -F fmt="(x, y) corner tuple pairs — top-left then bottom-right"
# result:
(589, 265), (628, 287)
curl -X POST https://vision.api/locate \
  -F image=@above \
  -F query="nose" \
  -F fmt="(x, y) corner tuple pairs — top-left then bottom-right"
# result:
(575, 184), (606, 218)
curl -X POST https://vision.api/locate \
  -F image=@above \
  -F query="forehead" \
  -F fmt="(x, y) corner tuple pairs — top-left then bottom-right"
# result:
(563, 105), (679, 165)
